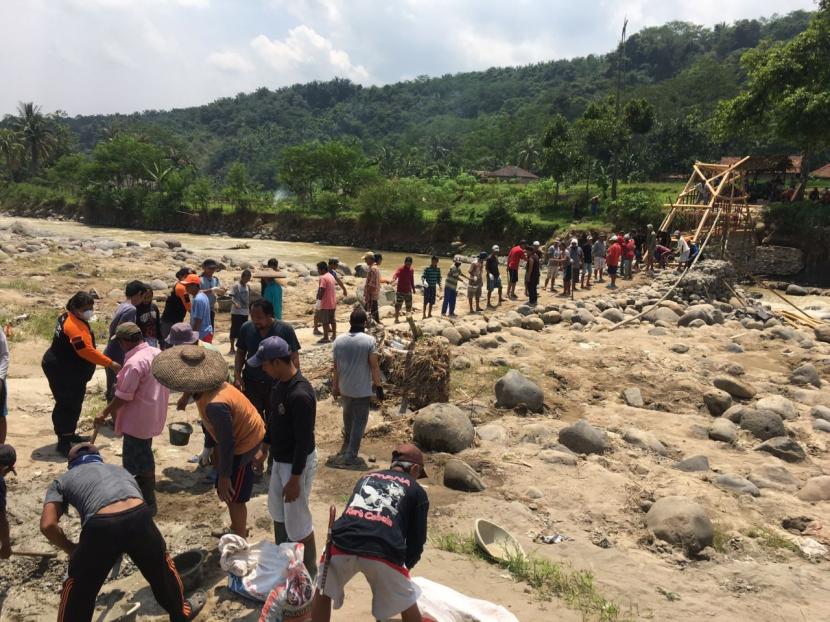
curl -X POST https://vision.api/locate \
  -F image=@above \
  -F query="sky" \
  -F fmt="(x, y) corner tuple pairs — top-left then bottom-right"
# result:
(0, 0), (816, 117)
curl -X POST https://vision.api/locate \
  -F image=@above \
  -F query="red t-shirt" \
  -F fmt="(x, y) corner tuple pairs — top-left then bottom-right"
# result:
(393, 266), (415, 294)
(624, 239), (636, 260)
(606, 242), (622, 267)
(319, 272), (337, 310)
(507, 245), (525, 270)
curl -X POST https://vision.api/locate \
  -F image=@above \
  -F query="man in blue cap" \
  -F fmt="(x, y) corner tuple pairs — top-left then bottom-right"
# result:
(249, 337), (318, 579)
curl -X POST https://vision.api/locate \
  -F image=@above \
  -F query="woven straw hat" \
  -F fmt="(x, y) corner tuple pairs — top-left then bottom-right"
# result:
(151, 345), (228, 392)
(252, 269), (288, 280)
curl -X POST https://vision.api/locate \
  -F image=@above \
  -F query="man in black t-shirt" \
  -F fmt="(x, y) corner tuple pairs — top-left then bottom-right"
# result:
(485, 245), (503, 308)
(311, 444), (429, 622)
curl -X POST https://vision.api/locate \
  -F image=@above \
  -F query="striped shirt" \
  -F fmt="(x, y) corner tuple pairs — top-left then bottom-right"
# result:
(422, 266), (441, 287)
(445, 265), (462, 291)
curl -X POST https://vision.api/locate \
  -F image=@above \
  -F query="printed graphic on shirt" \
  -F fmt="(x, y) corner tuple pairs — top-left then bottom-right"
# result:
(345, 473), (410, 526)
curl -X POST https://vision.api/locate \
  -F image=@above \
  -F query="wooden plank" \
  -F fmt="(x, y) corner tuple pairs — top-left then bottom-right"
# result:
(692, 208), (710, 243)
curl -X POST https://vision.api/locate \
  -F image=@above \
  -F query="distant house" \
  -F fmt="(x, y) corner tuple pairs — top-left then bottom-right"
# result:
(478, 165), (539, 184)
(810, 163), (830, 179)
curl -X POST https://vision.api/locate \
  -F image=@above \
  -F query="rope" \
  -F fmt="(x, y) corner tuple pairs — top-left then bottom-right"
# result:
(610, 210), (722, 331)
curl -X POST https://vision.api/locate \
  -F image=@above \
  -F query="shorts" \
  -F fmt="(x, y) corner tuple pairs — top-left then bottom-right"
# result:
(508, 268), (519, 283)
(201, 333), (214, 344)
(230, 313), (247, 341)
(593, 257), (604, 271)
(396, 292), (413, 311)
(487, 275), (502, 291)
(122, 434), (154, 474)
(318, 308), (336, 325)
(318, 551), (421, 620)
(423, 286), (436, 305)
(679, 252), (690, 263)
(467, 284), (481, 299)
(563, 265), (573, 281)
(608, 265), (618, 276)
(268, 449), (317, 541)
(546, 263), (558, 279)
(219, 453), (255, 504)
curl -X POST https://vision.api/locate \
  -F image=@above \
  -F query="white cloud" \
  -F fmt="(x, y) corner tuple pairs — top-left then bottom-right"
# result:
(207, 50), (254, 73)
(251, 26), (370, 82)
(66, 0), (208, 8)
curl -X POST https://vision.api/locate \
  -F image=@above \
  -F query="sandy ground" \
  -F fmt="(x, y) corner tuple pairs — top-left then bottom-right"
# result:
(1, 219), (829, 622)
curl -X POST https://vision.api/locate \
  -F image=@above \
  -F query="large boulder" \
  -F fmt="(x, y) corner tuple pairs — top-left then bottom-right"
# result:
(644, 307), (680, 324)
(703, 389), (732, 416)
(495, 370), (544, 413)
(646, 496), (714, 555)
(443, 459), (486, 492)
(623, 428), (668, 455)
(713, 376), (757, 400)
(441, 327), (463, 345)
(709, 418), (737, 444)
(572, 309), (595, 325)
(748, 465), (799, 492)
(739, 410), (786, 440)
(723, 404), (755, 424)
(558, 419), (609, 455)
(755, 436), (806, 463)
(811, 405), (830, 421)
(714, 474), (760, 497)
(521, 316), (544, 331)
(755, 395), (798, 420)
(815, 325), (830, 344)
(796, 476), (830, 502)
(790, 363), (821, 388)
(785, 284), (808, 296)
(150, 239), (168, 249)
(541, 311), (562, 325)
(412, 403), (474, 453)
(601, 308), (625, 323)
(677, 304), (723, 327)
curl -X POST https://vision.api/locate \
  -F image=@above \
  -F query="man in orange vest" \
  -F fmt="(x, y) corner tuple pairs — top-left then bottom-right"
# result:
(152, 346), (264, 537)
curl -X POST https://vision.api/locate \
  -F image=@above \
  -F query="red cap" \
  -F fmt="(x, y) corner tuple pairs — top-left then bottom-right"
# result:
(392, 443), (428, 479)
(180, 274), (201, 286)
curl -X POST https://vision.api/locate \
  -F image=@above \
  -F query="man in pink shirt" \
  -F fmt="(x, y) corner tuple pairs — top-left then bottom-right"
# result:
(95, 322), (169, 515)
(317, 261), (338, 343)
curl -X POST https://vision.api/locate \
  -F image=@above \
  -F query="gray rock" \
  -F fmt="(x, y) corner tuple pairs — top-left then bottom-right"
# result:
(476, 423), (508, 443)
(443, 459), (486, 492)
(703, 389), (733, 416)
(477, 336), (499, 349)
(713, 376), (757, 400)
(486, 321), (502, 333)
(646, 496), (714, 555)
(671, 343), (690, 354)
(740, 410), (786, 440)
(525, 487), (544, 499)
(672, 455), (710, 472)
(725, 343), (744, 353)
(709, 418), (737, 443)
(572, 309), (595, 325)
(558, 419), (609, 455)
(766, 325), (796, 341)
(519, 423), (556, 444)
(678, 304), (723, 327)
(748, 465), (800, 492)
(648, 327), (668, 336)
(495, 370), (544, 413)
(150, 239), (168, 249)
(796, 476), (830, 502)
(647, 307), (680, 324)
(623, 428), (668, 455)
(755, 395), (798, 420)
(412, 403), (475, 453)
(714, 474), (760, 497)
(785, 284), (808, 296)
(541, 311), (561, 325)
(790, 363), (821, 387)
(539, 449), (578, 466)
(723, 404), (754, 424)
(601, 308), (625, 323)
(814, 325), (830, 343)
(622, 387), (644, 408)
(725, 363), (745, 376)
(755, 436), (806, 463)
(521, 316), (544, 331)
(353, 264), (369, 278)
(811, 405), (830, 421)
(149, 279), (168, 291)
(441, 327), (463, 345)
(688, 318), (706, 328)
(814, 418), (830, 433)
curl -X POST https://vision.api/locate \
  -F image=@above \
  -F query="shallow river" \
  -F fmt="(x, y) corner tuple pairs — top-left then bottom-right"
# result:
(0, 215), (432, 270)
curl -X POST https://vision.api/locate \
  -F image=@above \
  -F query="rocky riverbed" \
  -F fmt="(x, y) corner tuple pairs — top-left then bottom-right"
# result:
(1, 219), (829, 622)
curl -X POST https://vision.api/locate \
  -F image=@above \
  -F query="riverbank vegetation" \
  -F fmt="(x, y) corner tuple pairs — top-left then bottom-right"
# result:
(1, 8), (828, 243)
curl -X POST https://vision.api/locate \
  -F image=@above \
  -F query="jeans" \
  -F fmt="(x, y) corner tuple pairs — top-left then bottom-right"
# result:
(43, 365), (87, 438)
(340, 396), (370, 458)
(622, 259), (632, 279)
(441, 287), (458, 315)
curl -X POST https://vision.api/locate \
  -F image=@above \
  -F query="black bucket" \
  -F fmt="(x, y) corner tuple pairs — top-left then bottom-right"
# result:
(173, 549), (205, 594)
(168, 422), (193, 446)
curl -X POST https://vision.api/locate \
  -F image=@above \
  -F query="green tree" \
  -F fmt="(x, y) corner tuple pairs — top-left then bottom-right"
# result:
(517, 137), (540, 171)
(185, 176), (213, 212)
(715, 7), (830, 187)
(223, 162), (257, 211)
(13, 102), (57, 174)
(0, 129), (25, 182)
(539, 114), (573, 208)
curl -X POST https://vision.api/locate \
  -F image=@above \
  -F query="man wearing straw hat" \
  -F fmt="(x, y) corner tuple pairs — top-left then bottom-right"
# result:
(248, 336), (319, 579)
(259, 258), (285, 320)
(153, 346), (264, 537)
(95, 323), (168, 515)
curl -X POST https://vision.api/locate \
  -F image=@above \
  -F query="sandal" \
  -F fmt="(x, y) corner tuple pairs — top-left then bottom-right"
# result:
(185, 589), (207, 619)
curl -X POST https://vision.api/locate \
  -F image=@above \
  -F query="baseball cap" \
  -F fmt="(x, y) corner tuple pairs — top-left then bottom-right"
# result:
(570, 238), (578, 245)
(246, 336), (291, 367)
(166, 322), (199, 346)
(0, 444), (17, 475)
(610, 235), (617, 241)
(391, 443), (427, 479)
(453, 255), (463, 263)
(492, 245), (500, 252)
(532, 241), (540, 247)
(115, 322), (143, 340)
(181, 274), (201, 286)
(478, 251), (488, 259)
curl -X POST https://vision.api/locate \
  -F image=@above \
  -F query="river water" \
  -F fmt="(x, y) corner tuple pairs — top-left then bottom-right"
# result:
(0, 215), (432, 270)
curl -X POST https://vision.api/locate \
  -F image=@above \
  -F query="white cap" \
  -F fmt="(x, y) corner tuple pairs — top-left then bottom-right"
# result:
(673, 230), (681, 236)
(533, 241), (540, 247)
(624, 234), (630, 240)
(492, 245), (500, 252)
(610, 235), (618, 241)
(570, 238), (578, 245)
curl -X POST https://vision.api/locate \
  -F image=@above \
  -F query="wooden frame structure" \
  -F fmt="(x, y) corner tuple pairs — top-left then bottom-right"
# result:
(659, 157), (763, 262)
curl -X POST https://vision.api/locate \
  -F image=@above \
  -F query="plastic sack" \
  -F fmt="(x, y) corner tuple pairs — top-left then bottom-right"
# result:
(227, 541), (297, 602)
(413, 577), (519, 622)
(258, 543), (313, 622)
(219, 534), (255, 577)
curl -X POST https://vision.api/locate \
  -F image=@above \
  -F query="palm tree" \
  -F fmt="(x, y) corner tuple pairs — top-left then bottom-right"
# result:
(14, 102), (56, 173)
(0, 129), (24, 182)
(517, 137), (539, 171)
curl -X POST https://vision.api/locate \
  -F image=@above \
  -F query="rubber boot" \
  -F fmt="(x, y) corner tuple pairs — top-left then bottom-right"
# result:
(136, 472), (158, 516)
(274, 521), (288, 545)
(301, 532), (317, 580)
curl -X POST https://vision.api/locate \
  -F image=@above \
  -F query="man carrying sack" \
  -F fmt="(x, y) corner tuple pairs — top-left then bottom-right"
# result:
(40, 443), (205, 622)
(152, 346), (264, 537)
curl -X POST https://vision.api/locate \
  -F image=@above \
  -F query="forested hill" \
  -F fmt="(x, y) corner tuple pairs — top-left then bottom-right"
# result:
(66, 11), (812, 188)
